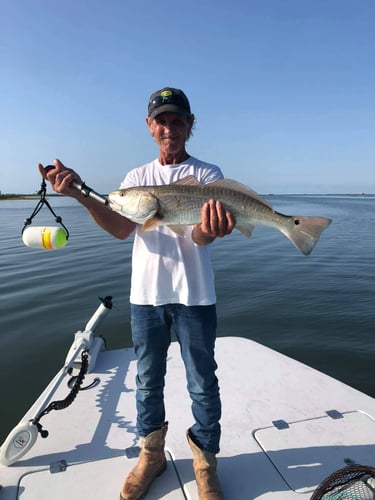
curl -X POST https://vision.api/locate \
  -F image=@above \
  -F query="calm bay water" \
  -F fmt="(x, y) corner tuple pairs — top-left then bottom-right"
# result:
(1, 195), (374, 443)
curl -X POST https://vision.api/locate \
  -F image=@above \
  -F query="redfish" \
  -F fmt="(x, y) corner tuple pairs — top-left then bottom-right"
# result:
(109, 176), (331, 255)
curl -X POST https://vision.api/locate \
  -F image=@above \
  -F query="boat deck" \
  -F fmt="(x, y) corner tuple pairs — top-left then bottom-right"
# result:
(1, 337), (374, 499)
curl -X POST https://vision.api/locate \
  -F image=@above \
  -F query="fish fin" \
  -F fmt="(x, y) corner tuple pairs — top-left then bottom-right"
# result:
(142, 215), (163, 232)
(170, 176), (271, 211)
(281, 215), (332, 255)
(166, 225), (188, 237)
(171, 175), (202, 186)
(209, 179), (272, 208)
(235, 223), (255, 238)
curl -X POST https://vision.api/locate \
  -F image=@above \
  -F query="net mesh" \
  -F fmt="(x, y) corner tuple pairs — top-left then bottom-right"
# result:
(311, 464), (375, 500)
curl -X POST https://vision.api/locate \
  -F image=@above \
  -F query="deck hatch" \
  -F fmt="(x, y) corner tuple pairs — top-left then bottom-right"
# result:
(253, 410), (375, 494)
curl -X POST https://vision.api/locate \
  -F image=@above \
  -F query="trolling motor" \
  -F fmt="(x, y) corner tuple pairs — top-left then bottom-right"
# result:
(0, 296), (113, 466)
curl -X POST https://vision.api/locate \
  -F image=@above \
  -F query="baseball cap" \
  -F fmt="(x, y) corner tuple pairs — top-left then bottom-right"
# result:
(148, 87), (191, 120)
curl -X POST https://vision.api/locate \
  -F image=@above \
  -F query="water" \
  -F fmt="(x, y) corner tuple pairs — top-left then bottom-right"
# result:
(1, 195), (374, 443)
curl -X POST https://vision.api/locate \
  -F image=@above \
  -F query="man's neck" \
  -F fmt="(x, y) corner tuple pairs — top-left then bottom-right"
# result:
(158, 151), (190, 165)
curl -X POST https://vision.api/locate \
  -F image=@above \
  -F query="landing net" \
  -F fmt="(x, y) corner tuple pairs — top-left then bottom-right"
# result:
(311, 464), (375, 500)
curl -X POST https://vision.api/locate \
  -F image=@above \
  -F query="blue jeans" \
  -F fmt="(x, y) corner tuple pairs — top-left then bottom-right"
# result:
(130, 303), (221, 454)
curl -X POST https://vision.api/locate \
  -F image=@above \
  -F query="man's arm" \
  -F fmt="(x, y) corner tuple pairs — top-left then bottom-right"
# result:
(38, 159), (136, 240)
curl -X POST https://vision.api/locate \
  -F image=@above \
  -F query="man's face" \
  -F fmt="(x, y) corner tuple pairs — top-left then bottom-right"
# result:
(146, 112), (193, 158)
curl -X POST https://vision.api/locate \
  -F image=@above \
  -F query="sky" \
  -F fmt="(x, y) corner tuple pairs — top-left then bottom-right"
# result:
(1, 0), (374, 194)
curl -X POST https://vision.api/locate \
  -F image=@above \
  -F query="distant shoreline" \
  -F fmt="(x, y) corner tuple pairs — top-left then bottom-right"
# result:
(0, 194), (62, 200)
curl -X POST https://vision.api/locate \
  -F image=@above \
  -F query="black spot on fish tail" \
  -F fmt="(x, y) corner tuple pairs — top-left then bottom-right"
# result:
(283, 216), (332, 255)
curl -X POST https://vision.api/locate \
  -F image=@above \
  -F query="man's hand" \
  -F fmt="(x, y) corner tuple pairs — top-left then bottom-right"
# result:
(38, 158), (82, 199)
(192, 199), (235, 245)
(38, 158), (136, 239)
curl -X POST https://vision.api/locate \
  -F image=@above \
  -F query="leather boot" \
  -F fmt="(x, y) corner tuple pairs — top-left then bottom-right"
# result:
(120, 423), (168, 500)
(187, 430), (224, 500)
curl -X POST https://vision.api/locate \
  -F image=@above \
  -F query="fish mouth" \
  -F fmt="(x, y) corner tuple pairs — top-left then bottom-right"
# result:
(108, 200), (123, 212)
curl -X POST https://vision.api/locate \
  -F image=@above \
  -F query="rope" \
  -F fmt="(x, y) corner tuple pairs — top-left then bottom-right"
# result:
(22, 178), (70, 238)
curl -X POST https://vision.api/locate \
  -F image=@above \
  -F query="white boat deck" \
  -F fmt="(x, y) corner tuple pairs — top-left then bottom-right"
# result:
(1, 336), (374, 499)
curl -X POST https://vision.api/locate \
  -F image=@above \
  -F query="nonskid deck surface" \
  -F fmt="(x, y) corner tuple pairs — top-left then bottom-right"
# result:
(1, 337), (374, 499)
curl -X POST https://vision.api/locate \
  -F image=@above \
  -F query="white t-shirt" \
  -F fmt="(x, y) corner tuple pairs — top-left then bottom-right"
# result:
(120, 156), (223, 306)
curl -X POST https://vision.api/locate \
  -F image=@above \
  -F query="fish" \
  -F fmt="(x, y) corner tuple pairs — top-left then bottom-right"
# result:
(108, 176), (332, 255)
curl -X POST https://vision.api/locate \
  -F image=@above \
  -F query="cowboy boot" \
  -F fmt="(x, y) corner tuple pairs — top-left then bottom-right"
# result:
(187, 430), (224, 500)
(120, 423), (168, 500)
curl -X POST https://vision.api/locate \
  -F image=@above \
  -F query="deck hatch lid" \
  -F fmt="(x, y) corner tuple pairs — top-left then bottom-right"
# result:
(253, 410), (375, 494)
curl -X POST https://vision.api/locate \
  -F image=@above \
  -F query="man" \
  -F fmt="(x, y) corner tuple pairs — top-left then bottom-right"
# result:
(39, 87), (235, 500)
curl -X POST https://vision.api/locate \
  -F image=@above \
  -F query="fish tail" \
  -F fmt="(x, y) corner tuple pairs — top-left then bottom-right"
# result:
(282, 216), (332, 255)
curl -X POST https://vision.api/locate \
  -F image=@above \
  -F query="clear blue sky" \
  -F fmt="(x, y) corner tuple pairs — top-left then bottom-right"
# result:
(1, 0), (374, 194)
